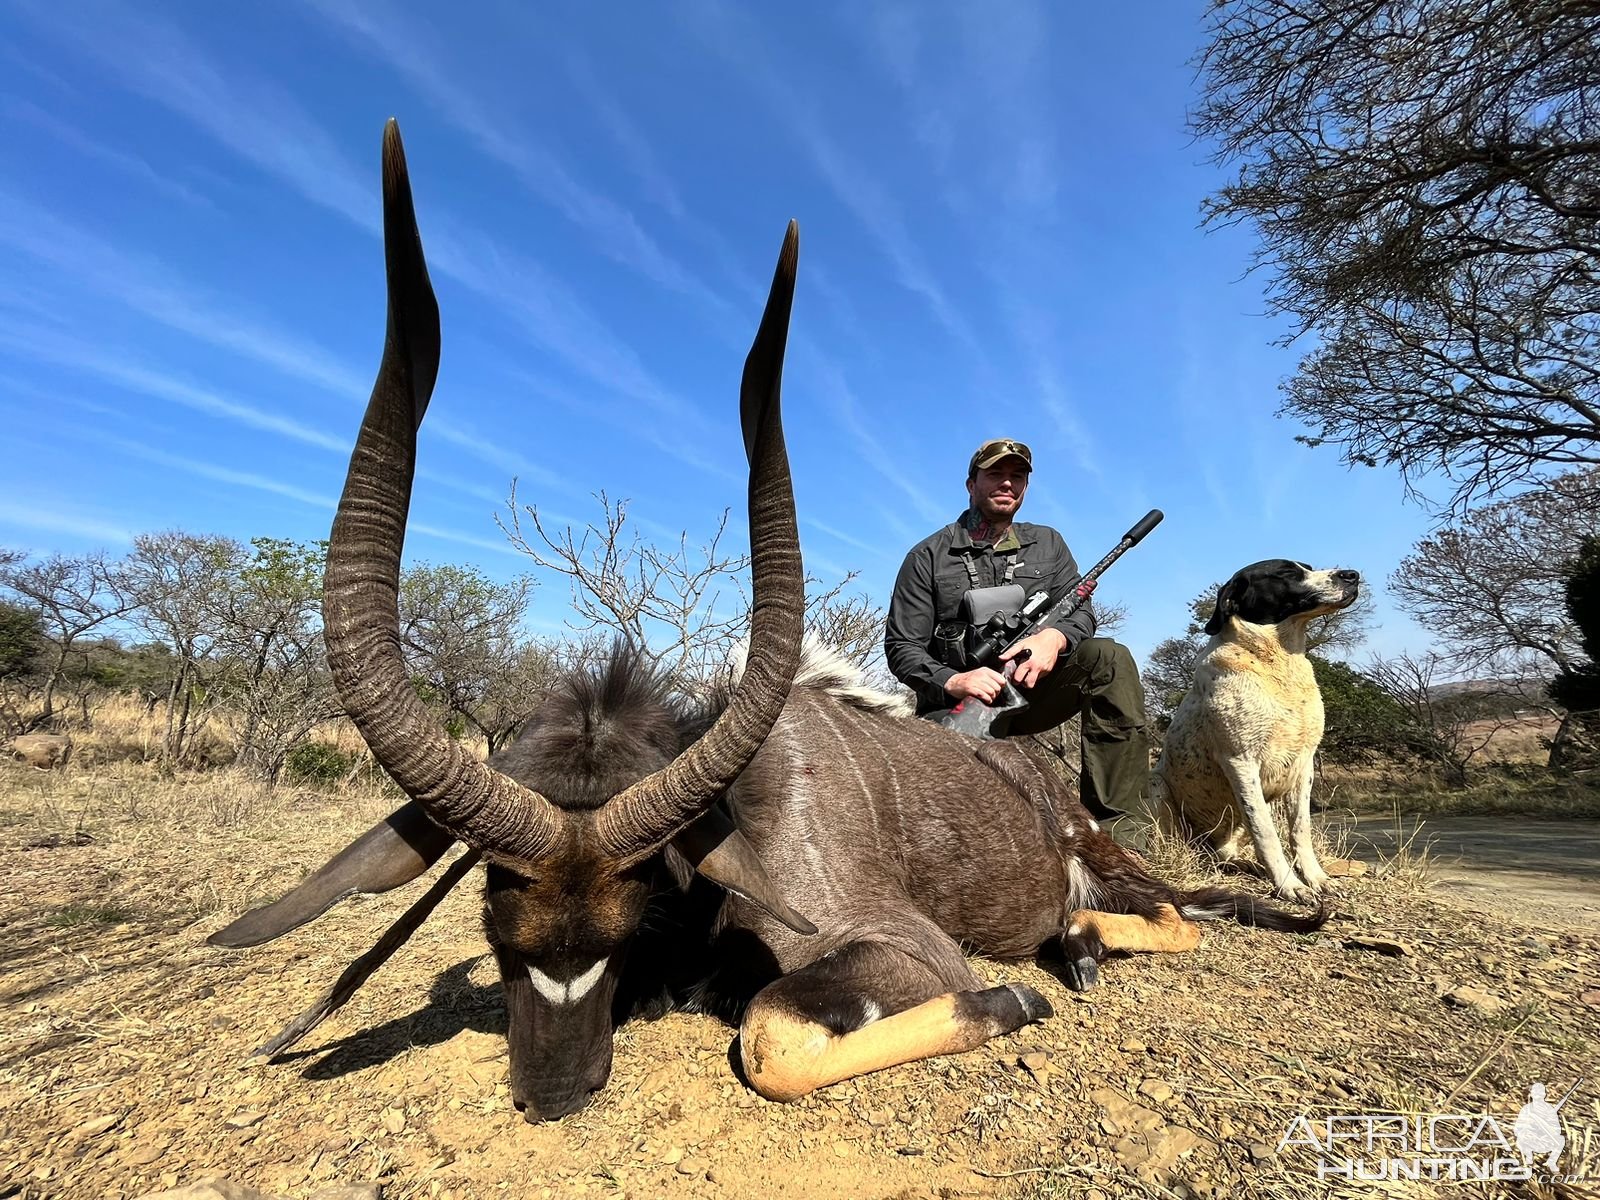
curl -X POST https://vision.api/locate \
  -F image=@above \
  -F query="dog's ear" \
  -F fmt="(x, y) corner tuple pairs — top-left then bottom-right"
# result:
(1205, 577), (1241, 635)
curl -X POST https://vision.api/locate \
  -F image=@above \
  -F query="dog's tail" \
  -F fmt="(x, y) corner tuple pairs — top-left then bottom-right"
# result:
(1178, 887), (1330, 933)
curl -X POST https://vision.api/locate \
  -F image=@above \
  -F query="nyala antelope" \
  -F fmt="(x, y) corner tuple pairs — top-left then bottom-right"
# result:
(212, 121), (1325, 1122)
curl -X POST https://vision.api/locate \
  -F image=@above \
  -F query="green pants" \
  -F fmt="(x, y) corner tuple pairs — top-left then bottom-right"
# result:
(1008, 637), (1150, 823)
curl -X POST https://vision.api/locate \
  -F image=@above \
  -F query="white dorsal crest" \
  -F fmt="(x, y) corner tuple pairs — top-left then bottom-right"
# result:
(526, 957), (608, 1005)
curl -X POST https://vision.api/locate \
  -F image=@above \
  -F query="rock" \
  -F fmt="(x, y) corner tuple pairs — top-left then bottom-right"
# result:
(1091, 1088), (1165, 1137)
(1119, 1039), (1146, 1054)
(1443, 985), (1508, 1016)
(661, 1146), (684, 1166)
(1344, 936), (1413, 957)
(132, 1180), (282, 1200)
(124, 1142), (168, 1167)
(1323, 859), (1367, 878)
(1019, 1051), (1051, 1073)
(308, 1187), (384, 1200)
(1248, 1143), (1276, 1163)
(225, 1111), (266, 1129)
(9, 732), (72, 770)
(1138, 1079), (1174, 1104)
(1112, 1123), (1208, 1176)
(381, 1107), (406, 1135)
(71, 1114), (124, 1140)
(676, 1157), (707, 1177)
(1581, 989), (1600, 1007)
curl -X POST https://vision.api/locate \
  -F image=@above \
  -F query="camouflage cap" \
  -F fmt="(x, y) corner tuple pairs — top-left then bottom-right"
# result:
(967, 438), (1033, 477)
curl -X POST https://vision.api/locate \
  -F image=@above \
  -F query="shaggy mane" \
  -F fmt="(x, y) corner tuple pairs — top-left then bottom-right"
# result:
(724, 636), (914, 717)
(491, 640), (693, 811)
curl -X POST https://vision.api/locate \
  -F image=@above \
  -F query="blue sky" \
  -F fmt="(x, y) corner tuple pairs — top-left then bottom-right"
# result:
(0, 0), (1440, 665)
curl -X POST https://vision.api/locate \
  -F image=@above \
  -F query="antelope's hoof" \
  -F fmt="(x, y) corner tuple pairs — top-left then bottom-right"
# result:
(1005, 983), (1054, 1025)
(1061, 954), (1100, 993)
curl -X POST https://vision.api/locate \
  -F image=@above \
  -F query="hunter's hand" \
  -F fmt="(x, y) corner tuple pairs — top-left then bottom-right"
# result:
(1002, 628), (1069, 689)
(945, 667), (1008, 705)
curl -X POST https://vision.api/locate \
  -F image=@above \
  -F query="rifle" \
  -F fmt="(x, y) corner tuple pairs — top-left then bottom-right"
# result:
(927, 509), (1164, 739)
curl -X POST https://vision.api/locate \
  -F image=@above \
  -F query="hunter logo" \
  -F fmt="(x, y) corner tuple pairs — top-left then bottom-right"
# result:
(1277, 1079), (1590, 1183)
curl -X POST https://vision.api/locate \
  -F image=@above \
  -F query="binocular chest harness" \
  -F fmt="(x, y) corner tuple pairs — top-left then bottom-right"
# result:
(928, 510), (1165, 738)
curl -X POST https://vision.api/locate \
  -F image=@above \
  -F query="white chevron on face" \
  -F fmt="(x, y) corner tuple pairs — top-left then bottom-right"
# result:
(527, 957), (608, 1005)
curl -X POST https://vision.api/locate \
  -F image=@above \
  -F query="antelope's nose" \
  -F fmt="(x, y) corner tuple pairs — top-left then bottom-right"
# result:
(1334, 569), (1360, 583)
(515, 1082), (601, 1123)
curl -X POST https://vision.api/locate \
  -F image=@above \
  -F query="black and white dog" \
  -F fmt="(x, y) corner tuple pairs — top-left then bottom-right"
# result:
(1150, 560), (1360, 902)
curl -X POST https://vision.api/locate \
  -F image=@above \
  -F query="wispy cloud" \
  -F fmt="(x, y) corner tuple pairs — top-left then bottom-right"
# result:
(0, 500), (135, 546)
(0, 188), (369, 400)
(501, 367), (735, 483)
(0, 321), (350, 452)
(426, 225), (719, 447)
(802, 517), (887, 559)
(4, 97), (212, 208)
(864, 4), (956, 178)
(560, 49), (687, 223)
(409, 522), (525, 558)
(95, 433), (337, 509)
(0, 189), (566, 511)
(429, 417), (562, 493)
(15, 0), (379, 232)
(805, 350), (944, 530)
(13, 1), (730, 476)
(302, 0), (741, 328)
(686, 0), (983, 356)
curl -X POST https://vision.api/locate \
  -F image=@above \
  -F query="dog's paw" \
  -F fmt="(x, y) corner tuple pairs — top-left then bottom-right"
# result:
(1296, 863), (1334, 893)
(1271, 875), (1315, 905)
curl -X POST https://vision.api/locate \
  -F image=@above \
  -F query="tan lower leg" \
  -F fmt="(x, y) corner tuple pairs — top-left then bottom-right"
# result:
(741, 993), (1001, 1103)
(1068, 903), (1201, 953)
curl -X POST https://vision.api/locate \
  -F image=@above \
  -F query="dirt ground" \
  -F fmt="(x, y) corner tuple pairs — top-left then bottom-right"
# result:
(1337, 814), (1600, 933)
(1, 762), (1597, 1200)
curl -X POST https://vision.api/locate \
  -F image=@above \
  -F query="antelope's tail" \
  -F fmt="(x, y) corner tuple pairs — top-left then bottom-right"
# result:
(1178, 887), (1330, 933)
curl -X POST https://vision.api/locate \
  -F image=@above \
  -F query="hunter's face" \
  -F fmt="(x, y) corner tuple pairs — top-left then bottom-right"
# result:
(967, 457), (1030, 524)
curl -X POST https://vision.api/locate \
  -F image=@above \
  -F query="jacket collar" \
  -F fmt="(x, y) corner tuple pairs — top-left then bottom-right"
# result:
(950, 510), (1033, 553)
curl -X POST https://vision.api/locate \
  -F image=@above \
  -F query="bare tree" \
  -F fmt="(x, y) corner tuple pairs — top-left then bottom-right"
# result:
(0, 552), (137, 729)
(501, 488), (750, 685)
(1365, 651), (1542, 784)
(502, 487), (887, 689)
(1194, 0), (1600, 510)
(1390, 467), (1599, 675)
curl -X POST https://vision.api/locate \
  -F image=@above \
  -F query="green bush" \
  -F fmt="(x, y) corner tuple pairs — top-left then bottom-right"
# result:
(1313, 656), (1424, 764)
(283, 740), (357, 786)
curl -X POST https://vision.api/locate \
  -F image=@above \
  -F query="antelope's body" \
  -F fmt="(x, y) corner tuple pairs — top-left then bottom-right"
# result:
(687, 652), (1317, 1101)
(210, 122), (1323, 1125)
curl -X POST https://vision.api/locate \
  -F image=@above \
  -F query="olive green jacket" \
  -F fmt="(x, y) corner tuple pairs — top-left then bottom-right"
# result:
(884, 514), (1097, 712)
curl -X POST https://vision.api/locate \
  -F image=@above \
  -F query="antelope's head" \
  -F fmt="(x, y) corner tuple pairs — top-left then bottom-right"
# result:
(210, 121), (810, 1121)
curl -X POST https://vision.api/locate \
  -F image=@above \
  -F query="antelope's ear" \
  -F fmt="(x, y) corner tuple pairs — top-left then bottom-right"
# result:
(209, 801), (458, 948)
(1204, 578), (1241, 636)
(672, 806), (817, 936)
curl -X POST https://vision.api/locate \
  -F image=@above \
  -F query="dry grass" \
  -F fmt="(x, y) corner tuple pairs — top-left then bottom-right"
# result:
(2, 696), (1596, 1199)
(1319, 765), (1600, 820)
(1138, 807), (1437, 899)
(3, 749), (1595, 1200)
